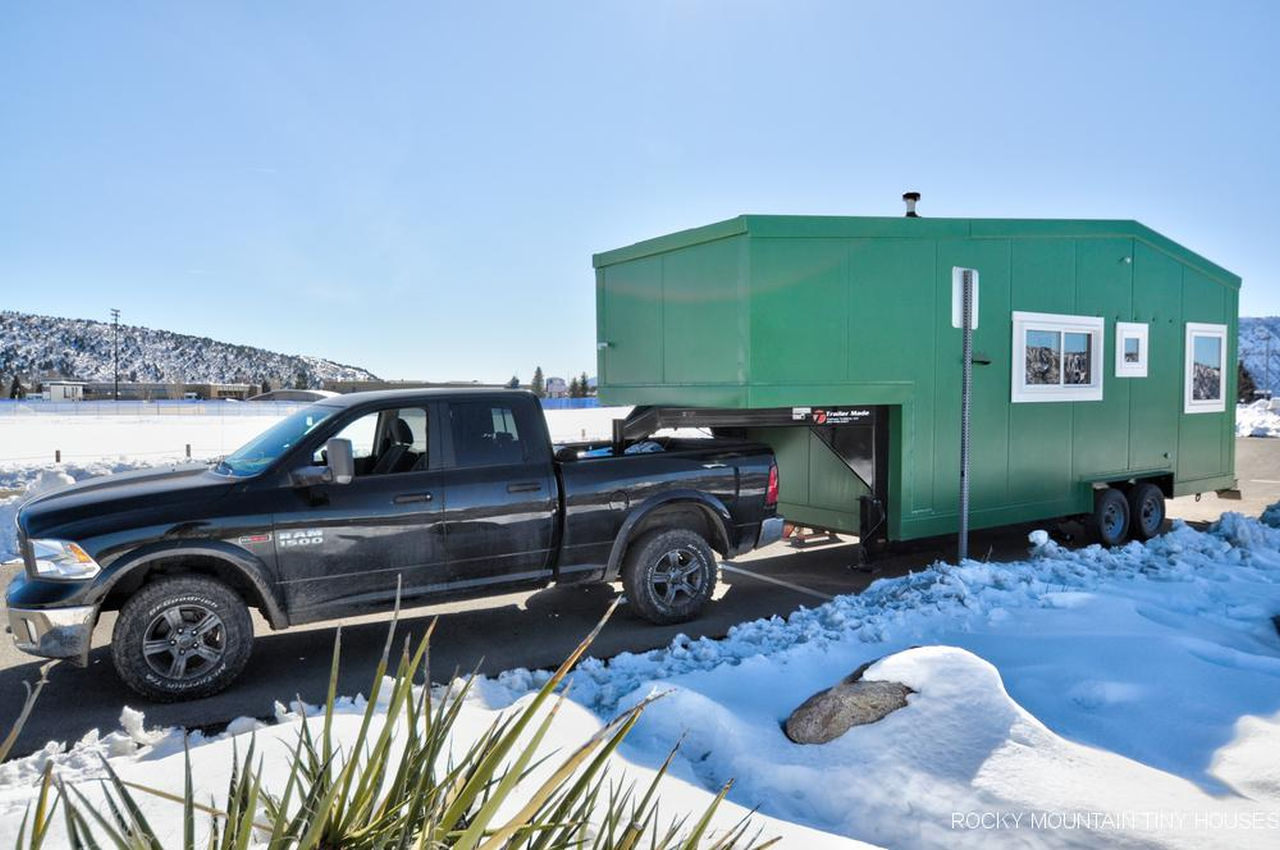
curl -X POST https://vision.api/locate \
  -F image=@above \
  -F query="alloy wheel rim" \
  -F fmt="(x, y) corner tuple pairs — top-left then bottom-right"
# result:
(142, 604), (226, 681)
(650, 547), (704, 606)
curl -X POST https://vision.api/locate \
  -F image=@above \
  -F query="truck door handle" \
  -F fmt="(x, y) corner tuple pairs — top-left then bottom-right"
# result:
(507, 482), (542, 494)
(394, 492), (433, 504)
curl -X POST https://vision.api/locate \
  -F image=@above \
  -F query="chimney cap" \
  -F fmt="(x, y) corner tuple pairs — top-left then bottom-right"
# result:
(902, 191), (921, 201)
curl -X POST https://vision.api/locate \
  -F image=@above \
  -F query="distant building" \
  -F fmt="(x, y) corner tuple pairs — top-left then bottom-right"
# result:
(322, 379), (508, 394)
(544, 377), (568, 398)
(79, 381), (255, 400)
(248, 389), (340, 402)
(41, 381), (84, 401)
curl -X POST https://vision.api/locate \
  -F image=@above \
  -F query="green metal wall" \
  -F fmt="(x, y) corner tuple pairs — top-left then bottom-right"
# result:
(595, 216), (1240, 541)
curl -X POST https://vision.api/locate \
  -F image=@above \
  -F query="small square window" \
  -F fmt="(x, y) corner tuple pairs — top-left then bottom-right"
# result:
(1011, 312), (1105, 403)
(1115, 322), (1148, 378)
(1184, 323), (1227, 413)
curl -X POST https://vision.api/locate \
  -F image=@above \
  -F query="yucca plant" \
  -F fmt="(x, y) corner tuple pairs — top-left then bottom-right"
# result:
(14, 601), (776, 849)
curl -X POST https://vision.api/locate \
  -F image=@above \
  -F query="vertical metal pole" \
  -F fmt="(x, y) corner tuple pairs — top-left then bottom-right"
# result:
(958, 269), (974, 561)
(111, 308), (120, 402)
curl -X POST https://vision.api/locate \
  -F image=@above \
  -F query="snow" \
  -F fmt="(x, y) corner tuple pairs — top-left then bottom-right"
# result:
(1237, 400), (1280, 437)
(3, 408), (1280, 846)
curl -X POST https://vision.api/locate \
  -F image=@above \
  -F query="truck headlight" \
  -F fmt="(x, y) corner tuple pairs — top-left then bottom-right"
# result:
(30, 539), (101, 580)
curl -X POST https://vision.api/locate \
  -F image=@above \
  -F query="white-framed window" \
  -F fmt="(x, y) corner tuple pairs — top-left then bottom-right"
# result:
(1184, 322), (1227, 414)
(1115, 322), (1149, 378)
(1011, 311), (1105, 403)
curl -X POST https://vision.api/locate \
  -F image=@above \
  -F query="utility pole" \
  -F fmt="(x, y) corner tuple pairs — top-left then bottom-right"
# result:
(110, 308), (120, 401)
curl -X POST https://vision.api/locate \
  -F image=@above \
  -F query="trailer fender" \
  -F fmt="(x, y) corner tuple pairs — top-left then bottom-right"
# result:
(605, 491), (733, 582)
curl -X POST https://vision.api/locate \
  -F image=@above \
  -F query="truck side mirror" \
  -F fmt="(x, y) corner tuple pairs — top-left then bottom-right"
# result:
(326, 438), (354, 485)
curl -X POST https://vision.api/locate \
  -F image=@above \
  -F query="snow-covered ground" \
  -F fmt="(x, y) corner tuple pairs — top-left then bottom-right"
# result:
(1237, 400), (1280, 438)
(3, 407), (1280, 846)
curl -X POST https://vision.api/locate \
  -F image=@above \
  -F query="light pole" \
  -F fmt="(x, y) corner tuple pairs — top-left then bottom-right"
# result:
(110, 308), (120, 401)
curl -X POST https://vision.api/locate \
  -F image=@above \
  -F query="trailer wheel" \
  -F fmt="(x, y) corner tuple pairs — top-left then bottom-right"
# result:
(1092, 488), (1130, 547)
(622, 528), (718, 625)
(1127, 483), (1166, 541)
(111, 575), (254, 702)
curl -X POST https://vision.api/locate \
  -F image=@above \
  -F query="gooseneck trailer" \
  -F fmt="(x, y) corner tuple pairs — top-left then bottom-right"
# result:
(594, 214), (1239, 549)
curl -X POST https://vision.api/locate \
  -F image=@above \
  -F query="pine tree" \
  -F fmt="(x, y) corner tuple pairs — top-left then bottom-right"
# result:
(7, 376), (24, 399)
(580, 372), (591, 396)
(1239, 361), (1259, 403)
(294, 369), (308, 390)
(568, 376), (581, 398)
(531, 367), (545, 398)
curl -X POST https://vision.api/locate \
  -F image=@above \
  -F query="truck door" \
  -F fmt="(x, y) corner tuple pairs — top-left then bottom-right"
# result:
(437, 397), (556, 590)
(275, 403), (446, 620)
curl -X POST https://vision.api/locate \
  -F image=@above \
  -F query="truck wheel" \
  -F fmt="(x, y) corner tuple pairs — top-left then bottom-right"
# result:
(1091, 488), (1130, 547)
(1127, 483), (1166, 541)
(622, 529), (718, 625)
(111, 575), (253, 702)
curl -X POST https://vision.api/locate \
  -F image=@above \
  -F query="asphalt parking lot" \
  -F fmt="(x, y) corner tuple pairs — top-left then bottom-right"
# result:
(1, 437), (1275, 758)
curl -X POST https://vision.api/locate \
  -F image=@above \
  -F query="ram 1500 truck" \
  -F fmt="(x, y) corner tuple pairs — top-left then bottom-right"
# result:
(7, 389), (781, 700)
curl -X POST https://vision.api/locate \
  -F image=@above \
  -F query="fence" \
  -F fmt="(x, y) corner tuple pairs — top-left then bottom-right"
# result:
(537, 398), (600, 410)
(0, 400), (312, 417)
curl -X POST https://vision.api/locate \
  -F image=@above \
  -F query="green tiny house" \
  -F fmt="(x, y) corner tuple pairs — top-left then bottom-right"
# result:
(594, 215), (1240, 544)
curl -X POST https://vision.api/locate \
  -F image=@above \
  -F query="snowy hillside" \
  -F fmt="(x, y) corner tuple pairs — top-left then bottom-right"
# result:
(1239, 317), (1280, 397)
(0, 310), (378, 388)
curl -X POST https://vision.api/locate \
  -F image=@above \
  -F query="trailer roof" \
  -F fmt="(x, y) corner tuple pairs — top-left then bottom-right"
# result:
(592, 215), (1240, 288)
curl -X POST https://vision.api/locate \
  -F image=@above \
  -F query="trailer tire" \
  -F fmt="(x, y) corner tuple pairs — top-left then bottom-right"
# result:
(622, 528), (718, 625)
(1092, 488), (1130, 547)
(111, 575), (254, 702)
(1127, 483), (1166, 541)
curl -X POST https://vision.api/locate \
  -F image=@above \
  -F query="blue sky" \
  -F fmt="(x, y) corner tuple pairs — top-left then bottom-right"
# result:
(2, 1), (1277, 382)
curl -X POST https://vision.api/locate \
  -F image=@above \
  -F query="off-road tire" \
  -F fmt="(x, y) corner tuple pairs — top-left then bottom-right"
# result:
(1091, 488), (1131, 547)
(111, 575), (254, 702)
(622, 528), (718, 625)
(1127, 482), (1166, 541)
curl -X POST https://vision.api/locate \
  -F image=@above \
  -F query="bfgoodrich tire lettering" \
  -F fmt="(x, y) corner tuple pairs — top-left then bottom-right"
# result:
(111, 575), (253, 702)
(622, 528), (718, 625)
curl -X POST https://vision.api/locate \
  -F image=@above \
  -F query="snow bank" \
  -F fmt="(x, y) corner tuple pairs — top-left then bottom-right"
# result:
(1237, 400), (1280, 437)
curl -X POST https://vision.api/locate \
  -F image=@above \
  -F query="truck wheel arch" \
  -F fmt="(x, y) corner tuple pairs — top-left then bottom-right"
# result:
(97, 543), (289, 630)
(605, 492), (733, 582)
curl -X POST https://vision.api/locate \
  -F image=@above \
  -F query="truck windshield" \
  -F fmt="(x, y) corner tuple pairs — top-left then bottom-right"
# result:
(216, 406), (337, 477)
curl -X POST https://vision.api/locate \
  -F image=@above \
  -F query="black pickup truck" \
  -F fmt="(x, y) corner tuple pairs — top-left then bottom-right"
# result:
(7, 389), (780, 700)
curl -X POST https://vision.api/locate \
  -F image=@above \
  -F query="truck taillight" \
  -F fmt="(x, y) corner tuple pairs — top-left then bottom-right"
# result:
(766, 464), (779, 507)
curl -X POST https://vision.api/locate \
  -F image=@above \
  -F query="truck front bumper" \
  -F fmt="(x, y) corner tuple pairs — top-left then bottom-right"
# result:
(7, 605), (98, 666)
(756, 516), (785, 549)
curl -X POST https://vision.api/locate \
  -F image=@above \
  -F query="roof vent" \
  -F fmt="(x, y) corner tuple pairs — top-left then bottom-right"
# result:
(903, 191), (921, 218)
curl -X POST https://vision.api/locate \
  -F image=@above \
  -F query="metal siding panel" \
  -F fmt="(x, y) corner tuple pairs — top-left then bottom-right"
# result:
(932, 240), (1011, 517)
(1071, 239), (1134, 478)
(600, 256), (663, 386)
(1128, 242), (1181, 471)
(1178, 266), (1231, 481)
(661, 238), (744, 384)
(749, 239), (849, 384)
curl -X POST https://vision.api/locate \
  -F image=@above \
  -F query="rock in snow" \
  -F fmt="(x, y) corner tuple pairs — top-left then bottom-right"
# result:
(785, 660), (913, 744)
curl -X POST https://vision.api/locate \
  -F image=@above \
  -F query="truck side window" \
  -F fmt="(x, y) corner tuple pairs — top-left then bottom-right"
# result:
(314, 407), (429, 475)
(451, 402), (525, 467)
